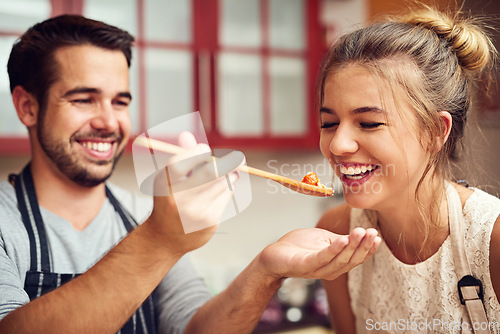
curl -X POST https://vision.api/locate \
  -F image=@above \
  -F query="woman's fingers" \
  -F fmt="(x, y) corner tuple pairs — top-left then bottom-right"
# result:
(346, 228), (379, 265)
(315, 228), (380, 280)
(331, 227), (367, 263)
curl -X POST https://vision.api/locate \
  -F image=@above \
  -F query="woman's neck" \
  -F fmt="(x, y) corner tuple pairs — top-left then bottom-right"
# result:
(375, 178), (449, 264)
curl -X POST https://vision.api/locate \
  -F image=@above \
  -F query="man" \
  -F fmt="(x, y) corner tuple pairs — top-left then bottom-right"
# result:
(0, 15), (380, 333)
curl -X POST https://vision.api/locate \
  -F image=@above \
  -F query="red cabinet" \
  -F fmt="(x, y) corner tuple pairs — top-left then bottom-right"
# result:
(0, 0), (324, 154)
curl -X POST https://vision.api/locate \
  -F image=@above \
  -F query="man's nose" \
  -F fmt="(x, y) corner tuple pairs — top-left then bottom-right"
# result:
(90, 103), (119, 132)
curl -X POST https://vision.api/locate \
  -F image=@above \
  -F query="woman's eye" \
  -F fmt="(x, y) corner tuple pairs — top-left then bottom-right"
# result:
(321, 122), (339, 129)
(361, 122), (385, 129)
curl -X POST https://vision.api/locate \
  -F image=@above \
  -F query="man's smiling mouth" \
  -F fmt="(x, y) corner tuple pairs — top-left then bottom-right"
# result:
(79, 140), (113, 153)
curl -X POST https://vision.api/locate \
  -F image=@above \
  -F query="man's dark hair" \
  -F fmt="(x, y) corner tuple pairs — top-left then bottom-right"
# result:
(7, 14), (135, 111)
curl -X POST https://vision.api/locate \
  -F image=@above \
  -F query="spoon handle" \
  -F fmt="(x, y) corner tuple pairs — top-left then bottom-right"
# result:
(134, 136), (334, 197)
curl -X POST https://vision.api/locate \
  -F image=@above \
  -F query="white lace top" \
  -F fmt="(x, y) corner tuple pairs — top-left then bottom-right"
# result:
(348, 186), (500, 334)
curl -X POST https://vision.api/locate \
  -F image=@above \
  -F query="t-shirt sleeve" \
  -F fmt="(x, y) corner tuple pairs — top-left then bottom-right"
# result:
(153, 255), (212, 334)
(0, 182), (31, 321)
(0, 229), (30, 321)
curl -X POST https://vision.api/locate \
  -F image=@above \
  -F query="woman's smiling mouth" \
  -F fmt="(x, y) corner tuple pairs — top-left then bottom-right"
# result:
(338, 163), (380, 186)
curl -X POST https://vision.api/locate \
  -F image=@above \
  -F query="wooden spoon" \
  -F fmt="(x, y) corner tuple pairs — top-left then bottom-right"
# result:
(134, 136), (334, 197)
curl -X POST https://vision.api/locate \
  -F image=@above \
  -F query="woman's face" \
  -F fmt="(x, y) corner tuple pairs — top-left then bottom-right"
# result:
(319, 64), (430, 211)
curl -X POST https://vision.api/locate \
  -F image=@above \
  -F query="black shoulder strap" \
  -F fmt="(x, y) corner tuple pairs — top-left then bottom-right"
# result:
(14, 163), (51, 272)
(105, 186), (138, 233)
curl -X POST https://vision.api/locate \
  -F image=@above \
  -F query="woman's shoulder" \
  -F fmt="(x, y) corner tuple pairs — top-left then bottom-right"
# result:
(316, 203), (352, 235)
(453, 181), (500, 205)
(460, 184), (500, 218)
(452, 182), (474, 208)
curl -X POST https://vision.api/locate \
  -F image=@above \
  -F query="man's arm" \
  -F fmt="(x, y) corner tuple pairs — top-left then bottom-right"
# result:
(0, 191), (220, 333)
(0, 139), (236, 333)
(185, 226), (380, 333)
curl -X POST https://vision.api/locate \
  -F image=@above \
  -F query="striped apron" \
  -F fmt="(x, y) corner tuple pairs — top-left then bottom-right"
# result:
(13, 163), (156, 333)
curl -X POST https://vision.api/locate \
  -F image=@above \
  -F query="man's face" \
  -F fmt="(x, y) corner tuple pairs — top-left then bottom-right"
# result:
(37, 44), (132, 187)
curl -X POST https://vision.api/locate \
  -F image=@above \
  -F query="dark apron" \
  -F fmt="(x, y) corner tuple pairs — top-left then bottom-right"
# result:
(13, 163), (156, 333)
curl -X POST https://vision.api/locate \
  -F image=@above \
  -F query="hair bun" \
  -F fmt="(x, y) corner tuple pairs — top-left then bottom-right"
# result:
(398, 7), (495, 72)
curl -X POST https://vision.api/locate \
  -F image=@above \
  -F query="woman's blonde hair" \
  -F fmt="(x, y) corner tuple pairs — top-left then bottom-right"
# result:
(316, 4), (497, 253)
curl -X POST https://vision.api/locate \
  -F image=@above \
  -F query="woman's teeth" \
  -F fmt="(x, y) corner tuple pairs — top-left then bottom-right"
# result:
(81, 141), (112, 152)
(339, 164), (378, 180)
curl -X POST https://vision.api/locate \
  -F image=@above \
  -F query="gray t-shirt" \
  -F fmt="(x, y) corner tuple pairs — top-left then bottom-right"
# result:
(0, 179), (212, 333)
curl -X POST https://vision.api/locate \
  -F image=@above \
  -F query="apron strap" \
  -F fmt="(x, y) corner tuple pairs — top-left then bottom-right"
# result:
(15, 163), (51, 272)
(446, 182), (491, 334)
(105, 186), (138, 232)
(13, 163), (155, 334)
(14, 163), (140, 272)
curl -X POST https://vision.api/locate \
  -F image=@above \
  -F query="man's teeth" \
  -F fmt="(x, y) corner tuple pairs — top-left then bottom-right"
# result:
(339, 164), (377, 179)
(81, 141), (112, 152)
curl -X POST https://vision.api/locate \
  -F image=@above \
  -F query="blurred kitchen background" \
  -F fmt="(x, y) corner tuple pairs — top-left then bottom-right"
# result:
(1, 0), (499, 333)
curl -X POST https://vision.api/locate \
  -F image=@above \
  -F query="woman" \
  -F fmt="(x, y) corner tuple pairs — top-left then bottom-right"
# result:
(316, 5), (500, 333)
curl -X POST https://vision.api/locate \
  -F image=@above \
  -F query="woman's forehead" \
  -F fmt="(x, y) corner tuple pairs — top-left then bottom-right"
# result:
(323, 65), (385, 107)
(323, 63), (420, 124)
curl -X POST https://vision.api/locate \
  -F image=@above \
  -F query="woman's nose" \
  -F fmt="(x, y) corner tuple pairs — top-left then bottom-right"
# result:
(329, 124), (359, 156)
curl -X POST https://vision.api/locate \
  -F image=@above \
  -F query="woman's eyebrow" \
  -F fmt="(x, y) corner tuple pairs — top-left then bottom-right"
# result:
(319, 106), (385, 115)
(319, 107), (334, 114)
(352, 106), (385, 114)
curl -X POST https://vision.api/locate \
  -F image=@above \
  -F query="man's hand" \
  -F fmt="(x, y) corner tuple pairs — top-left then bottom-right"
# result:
(145, 131), (239, 256)
(258, 227), (380, 281)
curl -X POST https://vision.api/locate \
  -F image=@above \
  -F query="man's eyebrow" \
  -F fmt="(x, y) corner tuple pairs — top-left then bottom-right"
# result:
(62, 87), (132, 100)
(117, 92), (132, 100)
(62, 87), (101, 98)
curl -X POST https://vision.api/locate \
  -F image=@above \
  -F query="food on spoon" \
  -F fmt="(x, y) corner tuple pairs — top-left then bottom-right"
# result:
(301, 172), (325, 188)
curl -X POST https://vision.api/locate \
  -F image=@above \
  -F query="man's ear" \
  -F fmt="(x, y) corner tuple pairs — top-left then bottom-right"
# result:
(436, 111), (452, 151)
(12, 86), (40, 127)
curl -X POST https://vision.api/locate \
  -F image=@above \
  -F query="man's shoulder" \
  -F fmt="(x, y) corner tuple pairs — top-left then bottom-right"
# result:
(0, 180), (28, 241)
(0, 180), (17, 211)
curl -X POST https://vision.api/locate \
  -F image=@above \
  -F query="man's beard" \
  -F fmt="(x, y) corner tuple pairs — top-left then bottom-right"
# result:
(37, 123), (124, 187)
